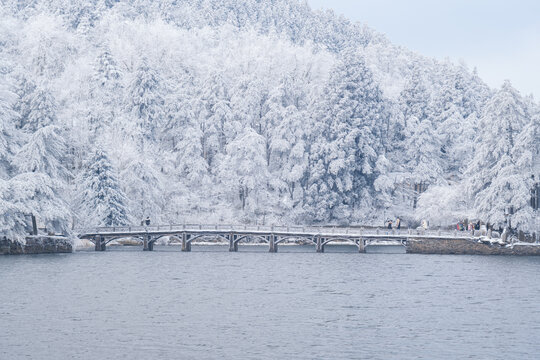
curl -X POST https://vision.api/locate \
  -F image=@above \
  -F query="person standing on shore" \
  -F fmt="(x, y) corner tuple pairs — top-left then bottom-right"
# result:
(396, 217), (401, 229)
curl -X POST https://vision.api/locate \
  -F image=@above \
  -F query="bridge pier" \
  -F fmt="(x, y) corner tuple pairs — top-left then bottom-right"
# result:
(143, 234), (150, 251)
(316, 237), (324, 253)
(229, 234), (238, 252)
(148, 239), (154, 251)
(358, 238), (365, 253)
(182, 233), (191, 252)
(269, 235), (277, 253)
(94, 236), (106, 251)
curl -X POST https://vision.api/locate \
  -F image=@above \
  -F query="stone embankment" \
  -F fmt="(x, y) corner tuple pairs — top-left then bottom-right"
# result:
(1, 236), (73, 255)
(406, 237), (540, 256)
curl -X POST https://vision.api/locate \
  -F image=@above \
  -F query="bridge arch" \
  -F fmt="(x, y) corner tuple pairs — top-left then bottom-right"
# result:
(148, 234), (181, 245)
(233, 234), (269, 245)
(274, 235), (316, 245)
(364, 238), (407, 247)
(167, 235), (183, 244)
(186, 233), (229, 244)
(103, 236), (144, 245)
(321, 237), (362, 247)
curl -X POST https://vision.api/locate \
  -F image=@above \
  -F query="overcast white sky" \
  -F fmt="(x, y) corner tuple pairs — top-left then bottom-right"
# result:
(308, 0), (540, 99)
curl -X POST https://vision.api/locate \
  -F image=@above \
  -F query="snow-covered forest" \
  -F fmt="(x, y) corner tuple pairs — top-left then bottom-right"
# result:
(0, 0), (538, 238)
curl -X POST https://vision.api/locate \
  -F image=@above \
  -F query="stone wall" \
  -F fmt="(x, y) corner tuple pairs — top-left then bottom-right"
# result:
(0, 236), (73, 255)
(406, 237), (540, 256)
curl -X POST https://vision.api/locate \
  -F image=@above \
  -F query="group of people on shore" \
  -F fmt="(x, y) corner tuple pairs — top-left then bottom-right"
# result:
(383, 217), (511, 234)
(385, 217), (430, 230)
(457, 220), (504, 234)
(386, 217), (401, 229)
(457, 220), (481, 231)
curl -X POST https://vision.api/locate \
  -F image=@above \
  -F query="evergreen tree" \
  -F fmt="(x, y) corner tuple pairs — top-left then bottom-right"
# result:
(270, 105), (308, 207)
(218, 128), (269, 215)
(13, 75), (36, 130)
(23, 85), (57, 133)
(162, 88), (194, 150)
(305, 51), (387, 222)
(93, 49), (122, 91)
(127, 59), (165, 148)
(120, 151), (165, 223)
(403, 116), (444, 208)
(174, 120), (210, 188)
(0, 177), (29, 239)
(14, 125), (68, 180)
(88, 49), (123, 138)
(467, 81), (531, 227)
(400, 66), (432, 128)
(509, 111), (539, 228)
(76, 148), (129, 228)
(202, 73), (233, 155)
(434, 67), (476, 175)
(0, 77), (19, 178)
(8, 172), (71, 236)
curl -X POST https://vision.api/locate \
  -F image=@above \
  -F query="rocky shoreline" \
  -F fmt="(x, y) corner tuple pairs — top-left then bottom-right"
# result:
(406, 237), (540, 256)
(1, 236), (73, 255)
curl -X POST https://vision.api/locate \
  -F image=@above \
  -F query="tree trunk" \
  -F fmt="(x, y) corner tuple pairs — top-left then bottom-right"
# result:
(31, 214), (38, 235)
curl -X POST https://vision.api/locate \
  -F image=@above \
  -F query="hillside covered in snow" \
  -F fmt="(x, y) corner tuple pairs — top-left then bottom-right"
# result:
(0, 0), (538, 238)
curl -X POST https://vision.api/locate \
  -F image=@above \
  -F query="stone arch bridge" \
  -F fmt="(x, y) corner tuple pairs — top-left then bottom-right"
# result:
(77, 224), (452, 253)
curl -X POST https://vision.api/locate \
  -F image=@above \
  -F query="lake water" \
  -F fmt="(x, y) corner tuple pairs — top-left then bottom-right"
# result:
(1, 245), (539, 359)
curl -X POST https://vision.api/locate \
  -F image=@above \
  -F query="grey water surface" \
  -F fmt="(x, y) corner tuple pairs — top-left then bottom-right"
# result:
(1, 245), (539, 359)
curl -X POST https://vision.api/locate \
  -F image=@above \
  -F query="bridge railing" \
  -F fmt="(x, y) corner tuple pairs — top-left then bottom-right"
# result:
(81, 224), (468, 238)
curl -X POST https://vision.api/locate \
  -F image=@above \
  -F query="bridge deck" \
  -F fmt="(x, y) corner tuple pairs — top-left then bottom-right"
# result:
(79, 224), (482, 252)
(79, 224), (473, 240)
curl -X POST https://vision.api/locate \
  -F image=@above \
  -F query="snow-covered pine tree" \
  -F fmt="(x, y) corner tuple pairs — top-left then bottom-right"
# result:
(399, 66), (432, 130)
(304, 130), (343, 222)
(509, 110), (539, 229)
(127, 58), (165, 149)
(174, 119), (210, 189)
(202, 72), (234, 155)
(372, 153), (396, 216)
(93, 49), (122, 91)
(3, 70), (71, 235)
(87, 49), (123, 139)
(233, 78), (271, 160)
(8, 172), (71, 236)
(403, 115), (444, 209)
(218, 128), (270, 217)
(467, 81), (531, 227)
(23, 85), (58, 133)
(13, 74), (36, 130)
(270, 105), (309, 217)
(435, 67), (477, 176)
(162, 87), (194, 150)
(14, 125), (69, 180)
(0, 177), (29, 239)
(162, 114), (214, 222)
(395, 67), (446, 210)
(120, 150), (165, 224)
(2, 83), (71, 236)
(0, 76), (19, 179)
(76, 148), (129, 228)
(305, 51), (387, 222)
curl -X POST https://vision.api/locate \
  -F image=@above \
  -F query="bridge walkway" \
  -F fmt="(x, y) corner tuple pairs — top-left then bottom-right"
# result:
(79, 224), (473, 253)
